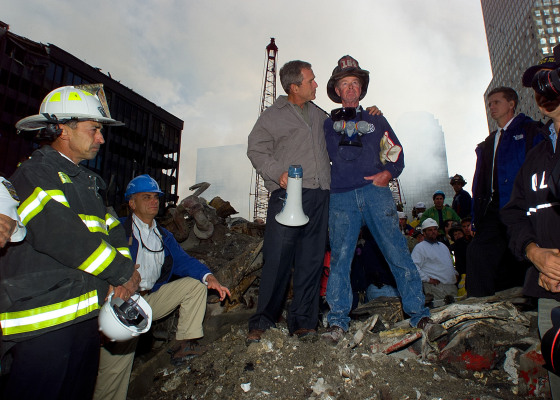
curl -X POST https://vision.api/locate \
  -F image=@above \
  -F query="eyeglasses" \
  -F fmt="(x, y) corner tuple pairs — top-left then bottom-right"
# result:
(331, 107), (357, 122)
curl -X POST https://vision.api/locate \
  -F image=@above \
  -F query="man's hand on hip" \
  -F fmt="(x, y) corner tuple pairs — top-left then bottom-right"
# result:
(364, 170), (392, 187)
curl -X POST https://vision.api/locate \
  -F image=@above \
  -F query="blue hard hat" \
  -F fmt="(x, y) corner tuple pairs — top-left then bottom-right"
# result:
(124, 174), (163, 201)
(432, 190), (445, 200)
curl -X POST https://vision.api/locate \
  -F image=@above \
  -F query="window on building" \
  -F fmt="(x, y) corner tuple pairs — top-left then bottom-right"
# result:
(556, 16), (560, 22)
(551, 37), (557, 43)
(545, 9), (551, 15)
(554, 7), (559, 13)
(540, 28), (545, 34)
(544, 46), (550, 54)
(546, 18), (553, 24)
(542, 37), (548, 44)
(545, 0), (552, 5)
(536, 9), (542, 16)
(548, 27), (555, 33)
(537, 19), (543, 25)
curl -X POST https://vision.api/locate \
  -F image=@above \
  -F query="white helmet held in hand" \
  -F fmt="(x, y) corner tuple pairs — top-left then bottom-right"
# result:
(98, 293), (152, 342)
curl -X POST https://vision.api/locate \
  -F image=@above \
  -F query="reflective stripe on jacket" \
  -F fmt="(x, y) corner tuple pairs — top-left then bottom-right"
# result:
(0, 145), (134, 342)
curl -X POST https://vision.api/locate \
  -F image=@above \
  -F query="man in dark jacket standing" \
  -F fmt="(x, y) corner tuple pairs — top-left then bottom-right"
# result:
(94, 174), (230, 400)
(1, 85), (141, 400)
(467, 86), (544, 297)
(501, 52), (560, 398)
(450, 174), (472, 219)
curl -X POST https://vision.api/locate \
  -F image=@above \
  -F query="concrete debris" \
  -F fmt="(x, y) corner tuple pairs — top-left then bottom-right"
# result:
(129, 186), (552, 399)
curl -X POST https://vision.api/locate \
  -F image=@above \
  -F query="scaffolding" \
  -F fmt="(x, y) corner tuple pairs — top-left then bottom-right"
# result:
(251, 38), (278, 222)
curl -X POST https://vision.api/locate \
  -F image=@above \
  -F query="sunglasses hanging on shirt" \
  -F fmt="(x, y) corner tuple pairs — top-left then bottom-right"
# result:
(133, 221), (164, 253)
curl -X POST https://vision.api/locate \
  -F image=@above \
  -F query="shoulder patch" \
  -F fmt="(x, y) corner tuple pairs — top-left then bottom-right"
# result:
(2, 180), (20, 202)
(58, 171), (72, 184)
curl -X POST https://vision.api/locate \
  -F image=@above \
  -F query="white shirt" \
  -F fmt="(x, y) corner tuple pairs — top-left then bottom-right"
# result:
(0, 177), (26, 242)
(132, 213), (165, 291)
(411, 240), (458, 284)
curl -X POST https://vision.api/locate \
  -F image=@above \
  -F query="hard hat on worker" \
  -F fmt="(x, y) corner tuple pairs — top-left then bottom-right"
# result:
(16, 85), (123, 131)
(125, 175), (164, 201)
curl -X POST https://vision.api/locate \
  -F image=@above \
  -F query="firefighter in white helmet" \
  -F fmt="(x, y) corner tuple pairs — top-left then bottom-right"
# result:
(0, 85), (141, 400)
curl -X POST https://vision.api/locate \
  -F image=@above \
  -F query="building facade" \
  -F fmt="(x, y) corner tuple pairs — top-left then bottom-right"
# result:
(394, 112), (455, 220)
(481, 0), (560, 130)
(0, 21), (183, 209)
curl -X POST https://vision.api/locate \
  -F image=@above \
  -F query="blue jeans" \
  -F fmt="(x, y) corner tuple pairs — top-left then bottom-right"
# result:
(366, 284), (400, 301)
(326, 184), (429, 331)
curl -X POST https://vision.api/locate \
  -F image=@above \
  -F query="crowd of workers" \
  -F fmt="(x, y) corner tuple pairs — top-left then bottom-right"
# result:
(2, 47), (560, 399)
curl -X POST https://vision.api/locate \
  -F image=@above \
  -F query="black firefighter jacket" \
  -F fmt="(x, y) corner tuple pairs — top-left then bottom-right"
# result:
(0, 145), (135, 344)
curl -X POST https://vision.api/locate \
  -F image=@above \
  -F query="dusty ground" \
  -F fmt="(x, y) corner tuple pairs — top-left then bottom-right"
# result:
(128, 299), (540, 400)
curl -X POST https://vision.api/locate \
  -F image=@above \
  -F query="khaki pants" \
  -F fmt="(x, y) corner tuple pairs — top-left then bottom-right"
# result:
(94, 277), (207, 400)
(422, 281), (457, 301)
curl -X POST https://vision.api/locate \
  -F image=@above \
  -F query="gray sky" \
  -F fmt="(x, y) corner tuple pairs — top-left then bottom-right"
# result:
(4, 0), (492, 202)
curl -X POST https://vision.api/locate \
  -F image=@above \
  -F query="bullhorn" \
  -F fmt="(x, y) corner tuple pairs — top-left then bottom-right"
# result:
(275, 165), (309, 226)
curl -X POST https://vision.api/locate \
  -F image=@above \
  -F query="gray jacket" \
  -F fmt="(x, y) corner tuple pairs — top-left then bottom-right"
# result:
(247, 96), (331, 192)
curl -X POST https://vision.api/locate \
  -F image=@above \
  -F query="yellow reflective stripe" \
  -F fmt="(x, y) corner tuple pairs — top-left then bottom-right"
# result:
(46, 190), (69, 207)
(18, 188), (70, 225)
(0, 290), (99, 336)
(49, 92), (61, 102)
(117, 247), (132, 260)
(79, 214), (108, 235)
(78, 240), (116, 275)
(68, 91), (82, 101)
(105, 214), (120, 232)
(18, 187), (51, 225)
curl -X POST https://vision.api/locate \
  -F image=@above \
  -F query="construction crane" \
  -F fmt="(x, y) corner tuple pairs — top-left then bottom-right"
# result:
(251, 38), (278, 222)
(389, 178), (405, 211)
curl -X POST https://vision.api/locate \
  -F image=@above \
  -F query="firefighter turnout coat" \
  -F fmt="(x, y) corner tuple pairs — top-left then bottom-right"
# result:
(0, 145), (135, 343)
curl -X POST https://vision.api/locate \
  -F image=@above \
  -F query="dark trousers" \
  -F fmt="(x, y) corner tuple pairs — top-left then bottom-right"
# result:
(466, 203), (529, 297)
(2, 318), (100, 400)
(249, 188), (329, 334)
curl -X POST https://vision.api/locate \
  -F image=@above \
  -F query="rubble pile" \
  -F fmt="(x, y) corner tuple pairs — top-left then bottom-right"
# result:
(131, 288), (550, 399)
(130, 187), (551, 399)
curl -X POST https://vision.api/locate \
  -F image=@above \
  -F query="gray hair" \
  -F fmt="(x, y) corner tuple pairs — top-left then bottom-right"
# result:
(280, 60), (312, 94)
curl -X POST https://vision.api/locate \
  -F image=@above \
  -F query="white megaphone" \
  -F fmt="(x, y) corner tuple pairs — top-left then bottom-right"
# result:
(275, 165), (309, 226)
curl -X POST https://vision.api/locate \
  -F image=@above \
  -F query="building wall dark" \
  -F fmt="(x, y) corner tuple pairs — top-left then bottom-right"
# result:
(0, 22), (183, 209)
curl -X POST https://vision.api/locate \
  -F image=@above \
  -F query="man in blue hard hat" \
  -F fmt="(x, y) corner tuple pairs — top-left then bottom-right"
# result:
(94, 174), (230, 400)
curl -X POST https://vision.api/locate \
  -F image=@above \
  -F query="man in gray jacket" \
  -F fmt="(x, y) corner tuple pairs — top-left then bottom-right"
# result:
(246, 60), (330, 342)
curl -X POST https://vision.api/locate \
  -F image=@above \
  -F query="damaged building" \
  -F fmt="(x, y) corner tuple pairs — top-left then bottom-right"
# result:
(0, 21), (183, 207)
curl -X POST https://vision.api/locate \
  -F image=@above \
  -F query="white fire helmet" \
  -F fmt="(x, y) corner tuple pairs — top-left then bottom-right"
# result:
(98, 293), (152, 342)
(16, 84), (123, 131)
